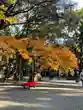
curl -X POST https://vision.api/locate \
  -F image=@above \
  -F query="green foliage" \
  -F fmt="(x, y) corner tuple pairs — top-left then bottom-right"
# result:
(10, 0), (14, 4)
(36, 23), (62, 37)
(0, 5), (7, 19)
(73, 8), (83, 18)
(0, 10), (5, 19)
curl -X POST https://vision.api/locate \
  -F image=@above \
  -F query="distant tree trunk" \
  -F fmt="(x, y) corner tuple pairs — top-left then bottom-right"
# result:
(19, 57), (23, 81)
(15, 50), (20, 81)
(28, 56), (35, 81)
(32, 57), (35, 81)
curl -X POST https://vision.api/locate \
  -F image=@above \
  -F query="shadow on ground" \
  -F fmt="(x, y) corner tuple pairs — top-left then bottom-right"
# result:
(0, 83), (83, 110)
(0, 87), (56, 110)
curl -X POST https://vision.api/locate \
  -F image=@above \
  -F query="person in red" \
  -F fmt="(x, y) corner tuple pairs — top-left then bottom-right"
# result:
(23, 74), (39, 89)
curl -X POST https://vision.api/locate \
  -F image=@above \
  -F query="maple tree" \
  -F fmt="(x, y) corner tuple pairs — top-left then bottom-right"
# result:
(20, 38), (78, 72)
(45, 46), (78, 72)
(0, 36), (78, 80)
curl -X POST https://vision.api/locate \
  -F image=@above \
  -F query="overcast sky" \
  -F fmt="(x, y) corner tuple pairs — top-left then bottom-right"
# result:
(74, 0), (83, 8)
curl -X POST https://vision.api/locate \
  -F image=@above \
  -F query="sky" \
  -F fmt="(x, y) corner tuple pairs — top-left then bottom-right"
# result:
(74, 0), (83, 8)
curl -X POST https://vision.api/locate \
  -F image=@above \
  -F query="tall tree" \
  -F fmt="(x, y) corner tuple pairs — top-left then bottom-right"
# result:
(0, 0), (77, 38)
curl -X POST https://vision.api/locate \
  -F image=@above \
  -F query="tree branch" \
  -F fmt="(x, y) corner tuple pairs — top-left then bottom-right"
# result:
(8, 0), (53, 16)
(8, 22), (27, 26)
(8, 0), (18, 12)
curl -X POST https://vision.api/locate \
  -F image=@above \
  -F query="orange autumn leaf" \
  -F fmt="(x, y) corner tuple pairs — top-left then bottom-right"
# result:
(19, 49), (30, 60)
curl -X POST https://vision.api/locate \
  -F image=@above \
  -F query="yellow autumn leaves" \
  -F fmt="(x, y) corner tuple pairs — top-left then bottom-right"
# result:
(0, 0), (17, 24)
(19, 49), (33, 64)
(6, 17), (18, 23)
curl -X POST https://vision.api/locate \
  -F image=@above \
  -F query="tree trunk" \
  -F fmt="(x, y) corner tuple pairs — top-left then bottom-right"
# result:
(19, 57), (23, 81)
